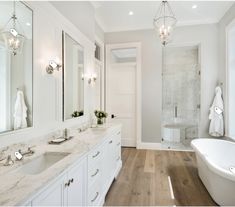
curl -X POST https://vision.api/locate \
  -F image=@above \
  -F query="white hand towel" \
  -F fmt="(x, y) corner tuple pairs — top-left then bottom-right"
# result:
(14, 90), (28, 130)
(209, 86), (224, 137)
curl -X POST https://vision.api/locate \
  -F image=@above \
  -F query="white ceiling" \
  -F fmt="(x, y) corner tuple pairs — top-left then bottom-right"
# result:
(93, 1), (234, 32)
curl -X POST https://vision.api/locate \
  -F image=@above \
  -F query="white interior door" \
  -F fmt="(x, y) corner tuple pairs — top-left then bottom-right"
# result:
(106, 43), (141, 147)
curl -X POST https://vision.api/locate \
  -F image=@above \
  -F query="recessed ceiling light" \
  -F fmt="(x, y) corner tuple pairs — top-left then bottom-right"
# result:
(26, 22), (31, 26)
(192, 4), (197, 9)
(128, 11), (134, 16)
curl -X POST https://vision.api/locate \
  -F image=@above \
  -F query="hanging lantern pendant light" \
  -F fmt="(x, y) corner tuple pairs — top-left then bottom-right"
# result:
(1, 1), (25, 56)
(153, 1), (177, 46)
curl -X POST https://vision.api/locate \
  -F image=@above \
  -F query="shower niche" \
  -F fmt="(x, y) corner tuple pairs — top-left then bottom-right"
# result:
(162, 45), (200, 149)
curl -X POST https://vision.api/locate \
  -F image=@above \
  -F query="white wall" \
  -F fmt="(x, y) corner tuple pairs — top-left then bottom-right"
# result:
(105, 24), (220, 143)
(95, 22), (105, 42)
(218, 3), (235, 137)
(218, 3), (235, 83)
(0, 2), (96, 147)
(51, 1), (95, 42)
(227, 28), (235, 137)
(105, 30), (162, 143)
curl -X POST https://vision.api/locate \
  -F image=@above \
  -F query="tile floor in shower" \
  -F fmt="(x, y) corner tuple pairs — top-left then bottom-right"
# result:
(161, 139), (194, 151)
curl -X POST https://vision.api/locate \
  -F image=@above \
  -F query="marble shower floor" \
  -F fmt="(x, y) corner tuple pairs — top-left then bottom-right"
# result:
(161, 138), (194, 151)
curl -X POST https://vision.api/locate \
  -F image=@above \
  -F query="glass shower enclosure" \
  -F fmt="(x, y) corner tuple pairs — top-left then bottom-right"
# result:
(162, 45), (200, 150)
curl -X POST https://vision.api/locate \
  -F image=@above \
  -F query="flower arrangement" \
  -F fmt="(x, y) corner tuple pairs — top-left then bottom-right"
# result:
(71, 110), (84, 118)
(94, 110), (108, 125)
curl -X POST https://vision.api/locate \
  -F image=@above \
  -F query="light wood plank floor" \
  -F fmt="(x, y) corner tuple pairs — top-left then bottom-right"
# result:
(105, 148), (217, 206)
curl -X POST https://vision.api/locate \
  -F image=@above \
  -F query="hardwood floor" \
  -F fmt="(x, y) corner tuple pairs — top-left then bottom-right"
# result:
(105, 148), (217, 206)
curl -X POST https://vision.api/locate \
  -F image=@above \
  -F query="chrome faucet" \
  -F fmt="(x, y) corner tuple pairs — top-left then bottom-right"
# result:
(0, 147), (14, 166)
(15, 146), (35, 161)
(63, 128), (69, 139)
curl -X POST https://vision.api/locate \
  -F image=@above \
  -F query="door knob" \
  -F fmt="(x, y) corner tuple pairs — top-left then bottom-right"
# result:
(111, 114), (116, 119)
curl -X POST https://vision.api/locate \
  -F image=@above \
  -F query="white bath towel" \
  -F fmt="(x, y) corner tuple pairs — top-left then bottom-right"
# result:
(209, 86), (224, 137)
(14, 90), (28, 130)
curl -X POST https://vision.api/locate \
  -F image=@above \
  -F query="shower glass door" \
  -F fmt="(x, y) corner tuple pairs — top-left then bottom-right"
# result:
(162, 45), (200, 150)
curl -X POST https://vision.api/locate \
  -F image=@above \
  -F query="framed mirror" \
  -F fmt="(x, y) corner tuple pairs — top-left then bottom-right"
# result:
(62, 31), (84, 121)
(0, 1), (33, 134)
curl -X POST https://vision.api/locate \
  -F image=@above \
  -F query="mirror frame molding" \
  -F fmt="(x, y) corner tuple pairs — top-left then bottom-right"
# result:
(62, 30), (85, 122)
(0, 1), (34, 135)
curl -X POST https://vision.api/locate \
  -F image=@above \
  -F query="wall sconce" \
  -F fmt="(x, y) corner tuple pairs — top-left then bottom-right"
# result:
(46, 60), (61, 74)
(87, 74), (97, 84)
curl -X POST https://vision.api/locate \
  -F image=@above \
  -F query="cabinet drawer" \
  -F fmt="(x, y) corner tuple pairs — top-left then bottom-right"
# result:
(88, 181), (102, 206)
(115, 131), (121, 162)
(115, 131), (121, 143)
(88, 145), (103, 168)
(88, 163), (102, 186)
(115, 152), (121, 163)
(115, 138), (121, 147)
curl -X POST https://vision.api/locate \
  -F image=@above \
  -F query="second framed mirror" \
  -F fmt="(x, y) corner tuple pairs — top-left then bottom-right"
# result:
(62, 31), (84, 121)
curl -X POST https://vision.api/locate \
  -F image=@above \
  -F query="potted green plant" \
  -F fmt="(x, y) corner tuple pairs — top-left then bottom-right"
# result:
(94, 110), (108, 125)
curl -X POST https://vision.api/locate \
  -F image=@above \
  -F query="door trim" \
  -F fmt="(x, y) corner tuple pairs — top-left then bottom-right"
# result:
(162, 42), (202, 138)
(105, 42), (142, 148)
(95, 35), (105, 110)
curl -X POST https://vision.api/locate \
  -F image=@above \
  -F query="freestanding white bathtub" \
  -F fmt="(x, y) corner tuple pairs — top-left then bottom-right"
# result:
(191, 138), (235, 206)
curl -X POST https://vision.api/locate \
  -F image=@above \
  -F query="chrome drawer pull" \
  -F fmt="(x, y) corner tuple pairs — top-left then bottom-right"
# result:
(91, 169), (99, 177)
(109, 140), (113, 144)
(92, 151), (100, 158)
(117, 131), (121, 135)
(117, 142), (121, 146)
(91, 192), (99, 202)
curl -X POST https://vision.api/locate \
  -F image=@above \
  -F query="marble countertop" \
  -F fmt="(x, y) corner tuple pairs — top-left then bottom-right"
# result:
(0, 123), (121, 206)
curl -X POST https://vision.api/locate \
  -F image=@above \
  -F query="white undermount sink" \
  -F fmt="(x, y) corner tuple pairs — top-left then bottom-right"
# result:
(17, 152), (70, 175)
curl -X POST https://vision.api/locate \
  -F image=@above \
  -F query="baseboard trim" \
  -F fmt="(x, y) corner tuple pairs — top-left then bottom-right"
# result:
(137, 142), (162, 150)
(137, 142), (193, 152)
(121, 138), (136, 147)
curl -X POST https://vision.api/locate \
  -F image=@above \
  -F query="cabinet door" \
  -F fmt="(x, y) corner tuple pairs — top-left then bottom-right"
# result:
(32, 175), (66, 206)
(102, 136), (116, 191)
(109, 137), (117, 175)
(66, 158), (87, 206)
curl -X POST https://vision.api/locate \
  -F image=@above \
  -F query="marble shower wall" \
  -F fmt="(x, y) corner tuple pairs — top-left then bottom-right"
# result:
(162, 46), (200, 138)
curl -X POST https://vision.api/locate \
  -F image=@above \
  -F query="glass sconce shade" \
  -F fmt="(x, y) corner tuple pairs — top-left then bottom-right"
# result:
(1, 30), (25, 55)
